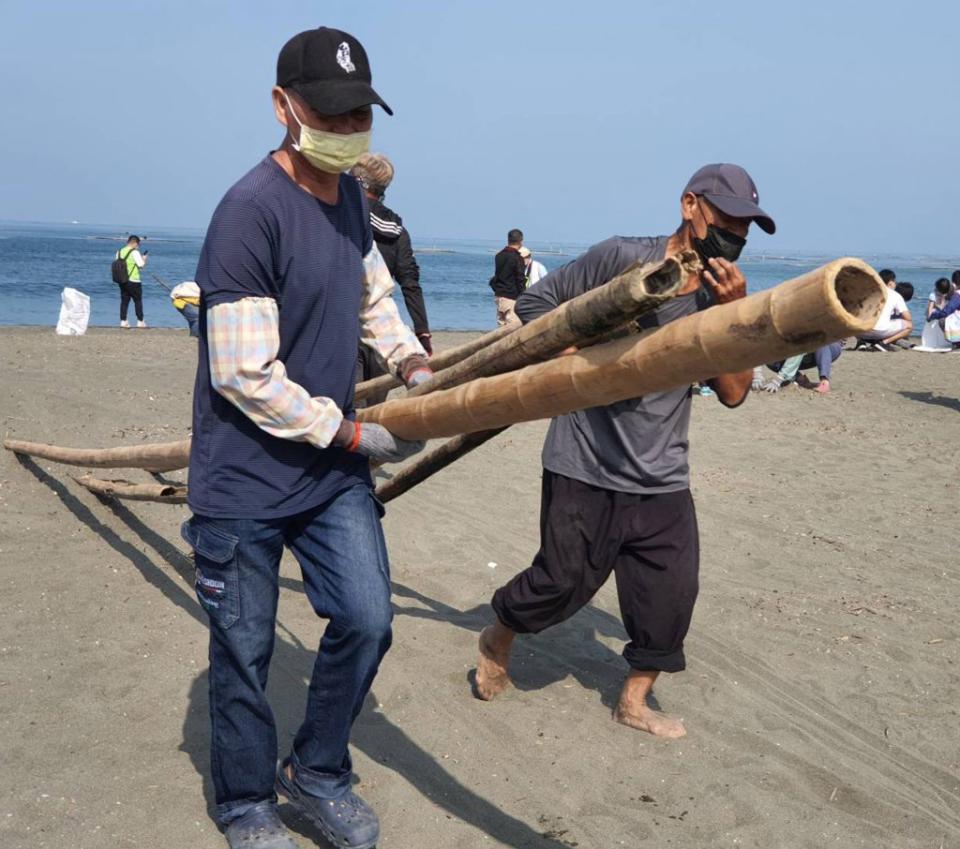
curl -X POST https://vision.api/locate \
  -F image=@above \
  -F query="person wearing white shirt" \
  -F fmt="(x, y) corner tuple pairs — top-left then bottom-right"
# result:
(859, 269), (912, 350)
(518, 246), (548, 288)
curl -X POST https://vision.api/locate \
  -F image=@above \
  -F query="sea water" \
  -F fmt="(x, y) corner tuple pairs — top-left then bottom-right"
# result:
(0, 221), (956, 332)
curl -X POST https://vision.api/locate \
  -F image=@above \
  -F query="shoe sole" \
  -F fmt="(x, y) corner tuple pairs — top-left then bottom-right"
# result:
(275, 772), (378, 849)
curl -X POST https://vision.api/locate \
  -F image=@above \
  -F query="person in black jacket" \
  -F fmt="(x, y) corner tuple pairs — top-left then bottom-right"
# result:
(490, 228), (526, 325)
(351, 153), (432, 352)
(350, 153), (432, 406)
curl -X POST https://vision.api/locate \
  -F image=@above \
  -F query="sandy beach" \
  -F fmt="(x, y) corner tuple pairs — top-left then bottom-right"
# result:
(1, 325), (958, 849)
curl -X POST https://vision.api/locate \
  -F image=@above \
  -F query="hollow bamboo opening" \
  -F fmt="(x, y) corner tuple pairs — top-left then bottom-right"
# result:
(832, 262), (886, 325)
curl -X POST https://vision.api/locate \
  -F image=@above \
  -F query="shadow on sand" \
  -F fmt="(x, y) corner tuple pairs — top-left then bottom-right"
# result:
(15, 455), (577, 849)
(898, 390), (960, 412)
(391, 581), (633, 712)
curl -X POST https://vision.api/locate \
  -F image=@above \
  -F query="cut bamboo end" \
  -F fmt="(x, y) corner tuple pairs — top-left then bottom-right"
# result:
(828, 258), (887, 331)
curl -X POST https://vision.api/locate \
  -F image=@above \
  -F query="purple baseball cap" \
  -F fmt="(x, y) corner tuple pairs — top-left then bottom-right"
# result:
(683, 163), (776, 234)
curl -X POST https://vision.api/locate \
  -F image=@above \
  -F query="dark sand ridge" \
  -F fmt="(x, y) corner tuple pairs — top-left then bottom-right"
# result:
(1, 326), (958, 848)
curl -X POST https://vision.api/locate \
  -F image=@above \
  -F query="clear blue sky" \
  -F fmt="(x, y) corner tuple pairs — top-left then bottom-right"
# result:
(1, 0), (956, 255)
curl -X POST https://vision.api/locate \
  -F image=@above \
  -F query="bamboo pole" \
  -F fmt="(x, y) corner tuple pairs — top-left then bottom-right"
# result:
(375, 428), (507, 503)
(358, 258), (886, 442)
(369, 254), (689, 499)
(388, 252), (691, 402)
(3, 438), (191, 472)
(355, 324), (516, 402)
(73, 474), (188, 503)
(3, 253), (686, 476)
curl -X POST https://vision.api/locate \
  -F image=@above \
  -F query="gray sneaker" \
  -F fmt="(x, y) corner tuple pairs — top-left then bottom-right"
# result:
(224, 802), (299, 849)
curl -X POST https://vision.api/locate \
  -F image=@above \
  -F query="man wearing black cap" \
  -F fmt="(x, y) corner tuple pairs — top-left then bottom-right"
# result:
(183, 27), (430, 849)
(475, 164), (775, 739)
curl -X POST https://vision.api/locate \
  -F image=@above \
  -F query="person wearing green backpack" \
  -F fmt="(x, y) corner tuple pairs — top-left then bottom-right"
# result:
(114, 235), (148, 327)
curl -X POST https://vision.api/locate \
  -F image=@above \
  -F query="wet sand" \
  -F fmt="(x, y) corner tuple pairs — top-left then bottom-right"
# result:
(1, 325), (958, 849)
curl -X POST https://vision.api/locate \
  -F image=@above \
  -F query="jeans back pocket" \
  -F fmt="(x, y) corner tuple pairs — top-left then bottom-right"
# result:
(182, 518), (240, 629)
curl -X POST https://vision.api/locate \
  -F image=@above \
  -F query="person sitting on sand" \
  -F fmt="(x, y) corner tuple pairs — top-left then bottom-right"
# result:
(754, 342), (843, 394)
(927, 278), (953, 319)
(919, 278), (955, 349)
(927, 280), (960, 337)
(856, 269), (912, 351)
(473, 163), (775, 739)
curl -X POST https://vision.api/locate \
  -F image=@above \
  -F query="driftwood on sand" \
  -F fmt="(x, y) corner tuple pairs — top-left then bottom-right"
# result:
(358, 258), (886, 442)
(73, 474), (188, 504)
(3, 438), (191, 473)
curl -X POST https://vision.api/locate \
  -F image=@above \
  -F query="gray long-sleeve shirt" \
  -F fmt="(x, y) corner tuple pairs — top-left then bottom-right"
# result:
(516, 235), (708, 494)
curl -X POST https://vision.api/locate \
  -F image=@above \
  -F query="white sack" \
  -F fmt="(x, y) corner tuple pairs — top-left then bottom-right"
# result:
(55, 287), (91, 336)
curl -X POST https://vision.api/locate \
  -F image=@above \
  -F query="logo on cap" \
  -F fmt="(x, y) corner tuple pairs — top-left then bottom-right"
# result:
(336, 42), (356, 73)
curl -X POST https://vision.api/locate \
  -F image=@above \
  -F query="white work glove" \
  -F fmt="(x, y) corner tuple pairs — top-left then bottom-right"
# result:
(335, 419), (424, 464)
(357, 422), (424, 463)
(751, 367), (765, 391)
(762, 378), (785, 394)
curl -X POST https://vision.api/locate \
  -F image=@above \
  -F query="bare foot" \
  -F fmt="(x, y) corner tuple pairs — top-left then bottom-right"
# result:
(474, 624), (514, 700)
(615, 669), (686, 738)
(814, 379), (831, 394)
(614, 700), (687, 738)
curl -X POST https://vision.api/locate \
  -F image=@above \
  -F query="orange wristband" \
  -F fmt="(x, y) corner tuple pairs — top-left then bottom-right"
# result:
(346, 421), (362, 453)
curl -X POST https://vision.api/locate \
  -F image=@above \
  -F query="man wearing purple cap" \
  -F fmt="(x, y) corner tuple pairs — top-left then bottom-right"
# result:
(475, 164), (775, 739)
(183, 27), (430, 849)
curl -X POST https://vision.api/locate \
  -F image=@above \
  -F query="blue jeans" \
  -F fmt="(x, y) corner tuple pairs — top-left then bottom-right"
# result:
(179, 303), (200, 337)
(181, 484), (392, 825)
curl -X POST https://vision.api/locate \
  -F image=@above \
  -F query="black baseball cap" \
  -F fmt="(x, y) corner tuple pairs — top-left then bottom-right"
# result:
(277, 27), (393, 116)
(683, 163), (776, 234)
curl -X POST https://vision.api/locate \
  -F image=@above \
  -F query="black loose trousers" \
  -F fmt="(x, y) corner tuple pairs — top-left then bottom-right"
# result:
(492, 471), (699, 673)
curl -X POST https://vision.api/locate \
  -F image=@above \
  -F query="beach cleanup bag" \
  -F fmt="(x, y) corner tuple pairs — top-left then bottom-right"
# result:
(111, 247), (132, 284)
(944, 311), (960, 344)
(55, 287), (91, 336)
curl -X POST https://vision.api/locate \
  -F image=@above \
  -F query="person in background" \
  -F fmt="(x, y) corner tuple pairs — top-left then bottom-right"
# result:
(489, 228), (526, 325)
(927, 277), (954, 319)
(928, 280), (960, 325)
(856, 269), (912, 350)
(755, 342), (843, 395)
(474, 163), (774, 739)
(350, 153), (432, 354)
(518, 246), (548, 288)
(116, 235), (148, 328)
(169, 280), (201, 337)
(920, 278), (956, 349)
(183, 27), (429, 849)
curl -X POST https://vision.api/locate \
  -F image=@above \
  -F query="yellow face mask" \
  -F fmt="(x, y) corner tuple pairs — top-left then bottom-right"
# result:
(283, 92), (371, 174)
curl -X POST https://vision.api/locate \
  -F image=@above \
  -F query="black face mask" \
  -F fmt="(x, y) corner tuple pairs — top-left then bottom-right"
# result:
(692, 224), (746, 268)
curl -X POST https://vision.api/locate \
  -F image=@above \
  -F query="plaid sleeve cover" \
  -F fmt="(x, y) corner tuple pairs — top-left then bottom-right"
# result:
(207, 297), (344, 447)
(359, 244), (425, 373)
